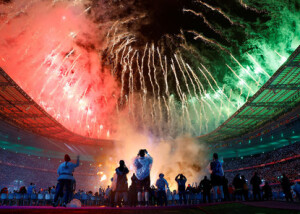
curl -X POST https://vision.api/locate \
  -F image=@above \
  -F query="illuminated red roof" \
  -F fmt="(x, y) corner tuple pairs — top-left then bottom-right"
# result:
(0, 67), (114, 147)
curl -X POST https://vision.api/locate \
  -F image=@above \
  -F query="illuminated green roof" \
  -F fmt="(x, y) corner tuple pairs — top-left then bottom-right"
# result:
(198, 46), (300, 145)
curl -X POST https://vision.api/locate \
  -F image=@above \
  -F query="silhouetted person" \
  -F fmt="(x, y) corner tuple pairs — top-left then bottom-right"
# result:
(233, 174), (243, 200)
(53, 154), (79, 207)
(222, 176), (229, 201)
(210, 153), (224, 202)
(293, 182), (300, 201)
(175, 174), (187, 205)
(281, 174), (293, 202)
(115, 160), (129, 206)
(262, 182), (272, 201)
(134, 149), (153, 206)
(19, 186), (27, 194)
(200, 176), (211, 203)
(155, 173), (169, 206)
(186, 184), (193, 204)
(241, 175), (249, 201)
(128, 173), (138, 207)
(27, 183), (36, 195)
(250, 172), (261, 201)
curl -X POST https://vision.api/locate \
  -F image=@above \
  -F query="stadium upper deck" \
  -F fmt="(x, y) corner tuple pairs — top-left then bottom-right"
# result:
(198, 46), (300, 157)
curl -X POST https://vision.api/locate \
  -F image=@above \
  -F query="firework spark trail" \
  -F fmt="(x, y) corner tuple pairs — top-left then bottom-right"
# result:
(174, 54), (193, 99)
(246, 88), (251, 102)
(200, 64), (236, 108)
(239, 87), (243, 107)
(230, 54), (260, 85)
(227, 89), (233, 117)
(239, 0), (265, 13)
(141, 43), (148, 115)
(162, 95), (171, 130)
(168, 96), (177, 136)
(136, 53), (147, 125)
(202, 102), (209, 133)
(119, 46), (131, 104)
(170, 59), (184, 103)
(106, 21), (119, 42)
(217, 98), (223, 126)
(174, 54), (201, 126)
(183, 9), (223, 37)
(186, 63), (219, 111)
(152, 45), (160, 98)
(170, 59), (189, 133)
(147, 47), (158, 126)
(49, 53), (82, 97)
(182, 93), (193, 134)
(198, 66), (226, 108)
(147, 48), (156, 97)
(246, 52), (271, 78)
(185, 63), (214, 113)
(1, 1), (119, 137)
(188, 30), (229, 53)
(226, 64), (254, 93)
(198, 66), (226, 125)
(112, 36), (135, 75)
(0, 0), (43, 30)
(195, 0), (240, 26)
(128, 49), (137, 117)
(157, 48), (169, 97)
(151, 46), (163, 130)
(38, 44), (73, 97)
(151, 46), (163, 132)
(179, 55), (204, 111)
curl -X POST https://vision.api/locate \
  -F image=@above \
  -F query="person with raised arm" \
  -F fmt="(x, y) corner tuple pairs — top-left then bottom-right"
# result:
(53, 154), (80, 207)
(175, 173), (187, 205)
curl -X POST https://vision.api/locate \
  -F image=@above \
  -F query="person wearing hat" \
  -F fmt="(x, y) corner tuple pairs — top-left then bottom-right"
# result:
(134, 149), (153, 206)
(53, 154), (80, 207)
(155, 173), (169, 206)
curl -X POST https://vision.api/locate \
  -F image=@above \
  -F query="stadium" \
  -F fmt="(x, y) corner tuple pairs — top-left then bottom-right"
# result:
(0, 0), (299, 213)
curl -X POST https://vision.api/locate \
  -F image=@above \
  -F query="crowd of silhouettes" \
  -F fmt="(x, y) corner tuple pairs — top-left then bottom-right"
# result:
(1, 151), (299, 207)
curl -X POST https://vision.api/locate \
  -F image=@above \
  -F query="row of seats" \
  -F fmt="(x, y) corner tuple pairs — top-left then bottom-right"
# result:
(0, 191), (288, 206)
(0, 193), (104, 206)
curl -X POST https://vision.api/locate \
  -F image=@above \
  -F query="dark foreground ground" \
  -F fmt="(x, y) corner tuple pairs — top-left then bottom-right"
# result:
(0, 201), (299, 214)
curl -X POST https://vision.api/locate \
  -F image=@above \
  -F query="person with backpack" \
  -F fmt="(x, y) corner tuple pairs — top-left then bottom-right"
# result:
(210, 153), (224, 202)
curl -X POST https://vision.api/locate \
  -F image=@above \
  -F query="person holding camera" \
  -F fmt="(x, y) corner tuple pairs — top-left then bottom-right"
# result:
(134, 149), (153, 206)
(115, 160), (129, 207)
(175, 173), (187, 205)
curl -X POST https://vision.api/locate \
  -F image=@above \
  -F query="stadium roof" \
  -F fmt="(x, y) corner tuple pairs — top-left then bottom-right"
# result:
(0, 68), (114, 147)
(198, 46), (300, 145)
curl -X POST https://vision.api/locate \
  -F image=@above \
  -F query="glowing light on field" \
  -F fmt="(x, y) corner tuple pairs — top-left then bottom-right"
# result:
(100, 174), (107, 182)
